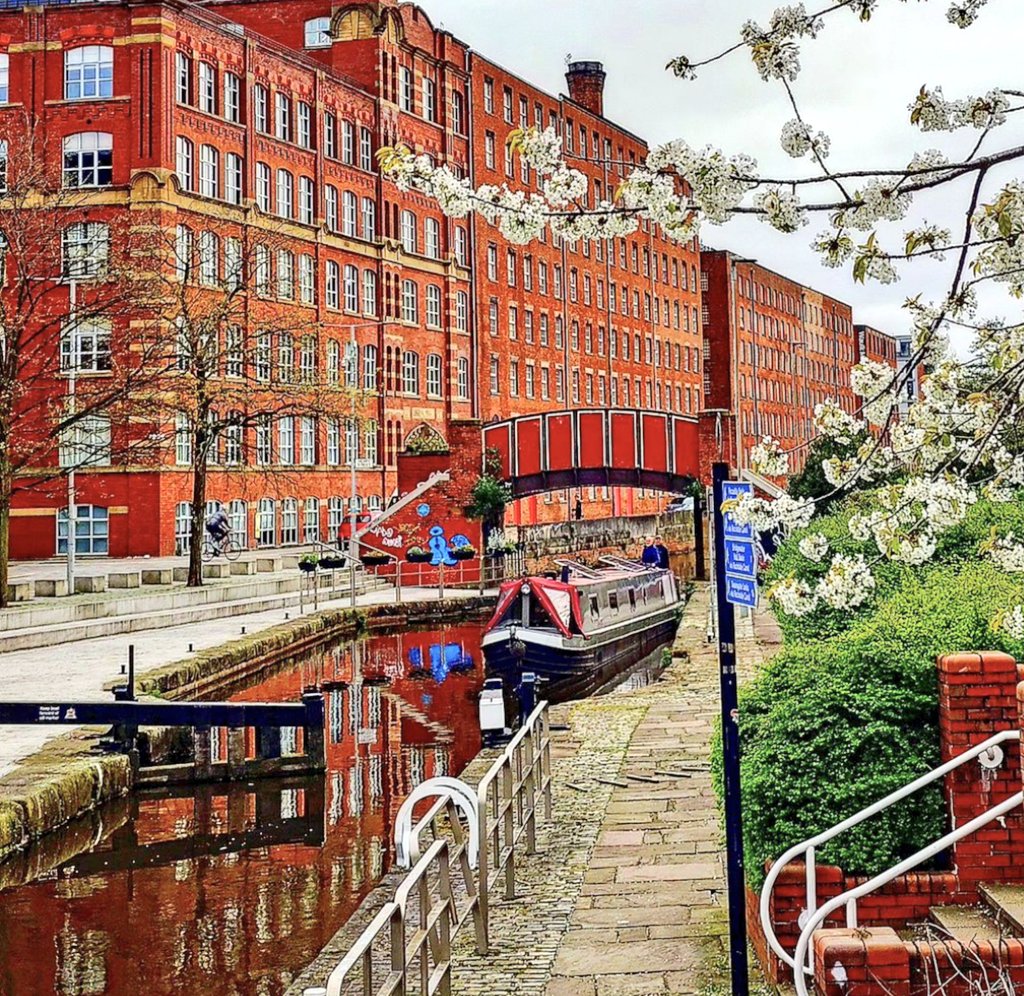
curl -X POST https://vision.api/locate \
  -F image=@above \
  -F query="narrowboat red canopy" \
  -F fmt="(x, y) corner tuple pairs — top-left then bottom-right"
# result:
(484, 578), (586, 639)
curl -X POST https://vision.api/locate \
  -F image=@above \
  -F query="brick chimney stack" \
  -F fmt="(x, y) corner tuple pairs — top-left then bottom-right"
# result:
(565, 60), (606, 117)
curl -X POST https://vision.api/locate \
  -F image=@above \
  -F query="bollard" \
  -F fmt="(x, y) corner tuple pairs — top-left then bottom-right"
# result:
(241, 625), (246, 635)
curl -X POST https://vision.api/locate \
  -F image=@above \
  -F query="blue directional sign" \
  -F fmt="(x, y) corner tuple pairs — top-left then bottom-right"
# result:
(724, 538), (756, 579)
(721, 481), (754, 542)
(725, 574), (758, 609)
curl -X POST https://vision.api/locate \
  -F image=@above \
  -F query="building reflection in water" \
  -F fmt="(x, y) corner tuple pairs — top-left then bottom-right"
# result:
(0, 623), (485, 996)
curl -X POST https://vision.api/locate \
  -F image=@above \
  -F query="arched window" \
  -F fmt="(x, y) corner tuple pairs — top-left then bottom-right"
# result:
(175, 136), (193, 191)
(228, 499), (248, 548)
(344, 264), (359, 313)
(424, 218), (440, 259)
(364, 422), (378, 465)
(327, 496), (344, 539)
(363, 269), (378, 316)
(426, 353), (442, 398)
(425, 285), (442, 328)
(304, 497), (320, 542)
(327, 339), (341, 384)
(402, 350), (419, 395)
(362, 344), (378, 391)
(63, 132), (113, 188)
(400, 210), (417, 253)
(174, 502), (192, 555)
(455, 291), (468, 332)
(367, 494), (383, 515)
(304, 17), (331, 48)
(457, 356), (470, 400)
(224, 413), (243, 465)
(401, 279), (418, 323)
(64, 46), (113, 100)
(281, 498), (299, 545)
(343, 190), (357, 236)
(257, 498), (277, 547)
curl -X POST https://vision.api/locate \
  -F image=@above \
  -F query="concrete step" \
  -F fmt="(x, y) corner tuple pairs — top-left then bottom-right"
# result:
(979, 883), (1024, 935)
(929, 904), (1004, 944)
(0, 576), (393, 652)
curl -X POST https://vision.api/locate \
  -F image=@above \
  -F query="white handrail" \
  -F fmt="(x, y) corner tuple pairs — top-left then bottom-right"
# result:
(760, 728), (1021, 974)
(792, 789), (1024, 996)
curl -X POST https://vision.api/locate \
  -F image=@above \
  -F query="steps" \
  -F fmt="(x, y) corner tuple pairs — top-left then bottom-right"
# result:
(979, 882), (1024, 935)
(0, 573), (392, 652)
(908, 884), (1024, 947)
(928, 904), (1003, 944)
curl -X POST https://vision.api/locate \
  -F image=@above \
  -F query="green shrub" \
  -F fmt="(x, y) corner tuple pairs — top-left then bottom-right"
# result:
(727, 561), (1024, 888)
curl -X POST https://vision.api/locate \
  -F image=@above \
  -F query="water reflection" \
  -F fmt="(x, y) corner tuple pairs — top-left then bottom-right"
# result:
(0, 623), (485, 996)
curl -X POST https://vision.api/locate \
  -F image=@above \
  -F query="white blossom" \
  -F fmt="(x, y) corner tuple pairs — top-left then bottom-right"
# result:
(780, 118), (830, 160)
(983, 533), (1024, 573)
(754, 186), (807, 233)
(768, 577), (819, 616)
(817, 554), (876, 610)
(798, 533), (830, 563)
(996, 605), (1024, 640)
(814, 399), (864, 444)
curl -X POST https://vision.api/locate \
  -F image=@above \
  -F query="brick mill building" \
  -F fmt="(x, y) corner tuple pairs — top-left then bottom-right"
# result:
(0, 0), (881, 559)
(701, 249), (861, 475)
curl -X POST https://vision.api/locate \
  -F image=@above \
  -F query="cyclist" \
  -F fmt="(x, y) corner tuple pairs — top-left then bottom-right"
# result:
(205, 508), (231, 556)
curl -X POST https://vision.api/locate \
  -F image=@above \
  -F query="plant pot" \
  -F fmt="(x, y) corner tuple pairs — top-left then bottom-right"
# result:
(451, 548), (476, 561)
(489, 550), (506, 559)
(361, 554), (389, 567)
(406, 551), (431, 564)
(319, 558), (346, 570)
(298, 562), (317, 573)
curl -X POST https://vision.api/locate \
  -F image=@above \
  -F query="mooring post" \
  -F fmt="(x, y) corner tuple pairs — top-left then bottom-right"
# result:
(194, 726), (213, 782)
(302, 691), (326, 771)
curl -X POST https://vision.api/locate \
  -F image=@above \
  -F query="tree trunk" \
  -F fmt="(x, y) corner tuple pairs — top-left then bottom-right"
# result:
(0, 495), (10, 609)
(187, 455), (207, 588)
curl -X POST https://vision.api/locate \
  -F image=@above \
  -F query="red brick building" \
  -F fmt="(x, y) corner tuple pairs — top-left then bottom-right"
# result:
(701, 249), (858, 474)
(469, 55), (704, 524)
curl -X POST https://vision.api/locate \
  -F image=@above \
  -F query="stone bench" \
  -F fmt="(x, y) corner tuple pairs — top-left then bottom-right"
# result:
(141, 569), (174, 585)
(6, 582), (34, 602)
(74, 575), (106, 594)
(255, 557), (281, 573)
(279, 555), (301, 571)
(107, 572), (140, 589)
(172, 567), (189, 583)
(229, 560), (257, 576)
(33, 579), (68, 598)
(202, 563), (230, 580)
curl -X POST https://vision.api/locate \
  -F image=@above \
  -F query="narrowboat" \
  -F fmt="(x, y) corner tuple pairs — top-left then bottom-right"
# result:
(481, 556), (683, 700)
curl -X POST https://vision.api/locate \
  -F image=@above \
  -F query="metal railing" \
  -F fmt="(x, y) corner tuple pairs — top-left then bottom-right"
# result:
(760, 728), (1022, 987)
(304, 701), (552, 995)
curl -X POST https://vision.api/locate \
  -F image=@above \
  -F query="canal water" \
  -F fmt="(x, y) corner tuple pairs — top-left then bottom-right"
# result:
(0, 623), (487, 996)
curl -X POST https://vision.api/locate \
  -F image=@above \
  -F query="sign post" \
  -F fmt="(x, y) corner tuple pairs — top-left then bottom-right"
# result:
(712, 461), (751, 996)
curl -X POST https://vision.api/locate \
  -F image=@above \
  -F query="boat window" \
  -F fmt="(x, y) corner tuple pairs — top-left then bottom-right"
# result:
(608, 590), (619, 613)
(628, 588), (637, 610)
(589, 594), (600, 620)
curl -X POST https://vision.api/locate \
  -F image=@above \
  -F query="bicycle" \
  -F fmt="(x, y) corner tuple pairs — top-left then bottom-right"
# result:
(201, 535), (243, 563)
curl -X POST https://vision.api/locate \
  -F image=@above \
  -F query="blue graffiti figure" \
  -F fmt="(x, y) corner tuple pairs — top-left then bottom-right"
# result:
(428, 525), (458, 567)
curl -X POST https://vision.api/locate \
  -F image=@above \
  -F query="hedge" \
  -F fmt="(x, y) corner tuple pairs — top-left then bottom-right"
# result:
(724, 561), (1024, 888)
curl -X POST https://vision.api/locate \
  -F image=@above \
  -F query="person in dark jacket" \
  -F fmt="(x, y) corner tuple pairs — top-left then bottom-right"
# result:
(655, 537), (670, 570)
(641, 537), (660, 567)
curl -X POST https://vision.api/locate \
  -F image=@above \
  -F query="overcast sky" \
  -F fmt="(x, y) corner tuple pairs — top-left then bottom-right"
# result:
(425, 0), (1022, 350)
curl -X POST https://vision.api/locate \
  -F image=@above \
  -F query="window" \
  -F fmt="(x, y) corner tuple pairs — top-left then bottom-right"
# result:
(225, 153), (242, 205)
(401, 279), (418, 323)
(58, 504), (109, 555)
(325, 185), (338, 231)
(399, 67), (413, 111)
(344, 264), (359, 312)
(400, 210), (417, 253)
(457, 357), (469, 400)
(199, 144), (218, 198)
(255, 162), (271, 211)
(341, 120), (355, 163)
(454, 227), (468, 266)
(489, 355), (499, 395)
(484, 77), (494, 113)
(278, 417), (295, 465)
(509, 359), (519, 396)
(326, 417), (341, 465)
(229, 500), (247, 548)
(62, 222), (109, 279)
(198, 61), (215, 113)
(325, 260), (339, 309)
(305, 16), (331, 47)
(0, 54), (8, 104)
(223, 415), (242, 465)
(402, 350), (419, 394)
(299, 254), (315, 304)
(275, 91), (291, 141)
(63, 133), (113, 188)
(59, 415), (110, 469)
(323, 112), (337, 158)
(485, 132), (495, 170)
(298, 102), (312, 148)
(225, 325), (242, 377)
(327, 340), (341, 384)
(277, 333), (294, 384)
(426, 285), (442, 328)
(198, 230), (218, 285)
(174, 501), (193, 554)
(304, 497), (320, 541)
(361, 198), (376, 240)
(255, 246), (270, 299)
(175, 51), (192, 104)
(175, 136), (194, 191)
(502, 86), (513, 124)
(257, 498), (276, 547)
(364, 424), (378, 466)
(344, 419), (359, 465)
(253, 83), (268, 132)
(343, 190), (357, 236)
(363, 270), (377, 315)
(363, 344), (377, 390)
(61, 316), (111, 372)
(175, 225), (193, 281)
(426, 353), (442, 397)
(360, 128), (373, 171)
(455, 291), (468, 332)
(65, 46), (113, 101)
(281, 498), (299, 545)
(299, 176), (315, 224)
(276, 169), (293, 219)
(277, 249), (294, 299)
(255, 415), (272, 462)
(300, 416), (316, 465)
(174, 412), (192, 464)
(422, 77), (436, 122)
(0, 139), (6, 192)
(452, 90), (464, 133)
(223, 72), (240, 123)
(424, 218), (440, 259)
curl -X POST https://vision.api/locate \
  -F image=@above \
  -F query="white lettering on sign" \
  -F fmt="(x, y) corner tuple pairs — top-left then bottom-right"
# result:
(370, 526), (404, 549)
(38, 706), (60, 722)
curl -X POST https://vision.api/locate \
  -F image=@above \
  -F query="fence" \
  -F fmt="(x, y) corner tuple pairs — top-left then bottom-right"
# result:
(304, 701), (553, 995)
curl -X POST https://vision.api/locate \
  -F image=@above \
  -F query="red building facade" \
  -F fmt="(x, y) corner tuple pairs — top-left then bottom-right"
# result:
(701, 249), (858, 475)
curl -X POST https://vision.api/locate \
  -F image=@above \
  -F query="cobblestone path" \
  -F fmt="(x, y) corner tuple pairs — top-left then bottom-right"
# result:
(450, 585), (773, 996)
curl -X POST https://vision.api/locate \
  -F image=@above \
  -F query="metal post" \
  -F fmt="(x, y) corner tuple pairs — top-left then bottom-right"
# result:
(712, 461), (749, 996)
(693, 487), (706, 581)
(65, 278), (77, 596)
(349, 325), (359, 609)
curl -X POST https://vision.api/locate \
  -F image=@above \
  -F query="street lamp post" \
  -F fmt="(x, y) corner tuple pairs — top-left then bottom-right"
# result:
(66, 278), (77, 596)
(348, 324), (359, 608)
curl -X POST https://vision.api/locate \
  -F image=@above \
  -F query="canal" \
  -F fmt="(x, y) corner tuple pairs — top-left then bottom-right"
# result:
(0, 622), (487, 996)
